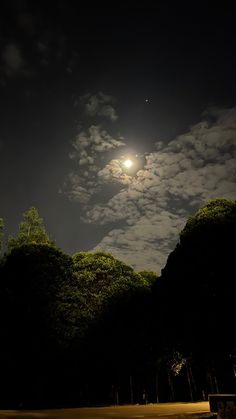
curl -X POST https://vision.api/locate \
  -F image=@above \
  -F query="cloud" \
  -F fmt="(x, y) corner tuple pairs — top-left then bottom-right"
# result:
(81, 107), (236, 273)
(1, 43), (27, 78)
(93, 211), (186, 273)
(65, 125), (125, 203)
(0, 11), (74, 82)
(98, 159), (132, 186)
(80, 92), (118, 121)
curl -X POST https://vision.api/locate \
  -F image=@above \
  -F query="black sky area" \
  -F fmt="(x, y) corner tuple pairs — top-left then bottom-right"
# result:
(0, 1), (235, 271)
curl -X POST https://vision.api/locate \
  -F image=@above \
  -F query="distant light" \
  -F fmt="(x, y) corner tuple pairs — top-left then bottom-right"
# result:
(123, 159), (133, 168)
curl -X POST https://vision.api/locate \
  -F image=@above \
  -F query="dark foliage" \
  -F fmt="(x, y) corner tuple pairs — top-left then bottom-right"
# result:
(0, 199), (235, 407)
(153, 198), (236, 396)
(0, 244), (74, 407)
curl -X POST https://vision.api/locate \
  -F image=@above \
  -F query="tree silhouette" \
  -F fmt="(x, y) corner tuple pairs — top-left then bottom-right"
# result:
(155, 198), (236, 396)
(0, 217), (4, 255)
(7, 207), (53, 251)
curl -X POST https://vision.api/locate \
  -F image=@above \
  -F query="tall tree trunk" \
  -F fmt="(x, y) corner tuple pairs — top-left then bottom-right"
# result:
(207, 372), (214, 393)
(167, 369), (175, 402)
(186, 363), (193, 402)
(188, 362), (197, 398)
(130, 375), (134, 404)
(156, 371), (160, 403)
(214, 375), (219, 393)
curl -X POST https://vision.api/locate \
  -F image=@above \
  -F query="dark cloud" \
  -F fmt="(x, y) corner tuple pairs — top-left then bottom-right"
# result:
(80, 93), (118, 121)
(0, 4), (77, 84)
(1, 43), (27, 77)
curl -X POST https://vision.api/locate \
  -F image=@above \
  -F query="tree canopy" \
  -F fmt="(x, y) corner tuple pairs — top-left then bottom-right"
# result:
(7, 207), (53, 251)
(72, 252), (154, 404)
(154, 198), (236, 396)
(73, 251), (150, 313)
(1, 243), (74, 345)
(180, 198), (236, 239)
(162, 198), (236, 282)
(0, 200), (235, 407)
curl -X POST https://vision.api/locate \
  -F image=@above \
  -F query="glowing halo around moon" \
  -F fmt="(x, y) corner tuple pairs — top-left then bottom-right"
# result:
(123, 159), (133, 169)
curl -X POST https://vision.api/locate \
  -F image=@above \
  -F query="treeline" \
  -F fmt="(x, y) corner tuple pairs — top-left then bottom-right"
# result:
(0, 199), (235, 408)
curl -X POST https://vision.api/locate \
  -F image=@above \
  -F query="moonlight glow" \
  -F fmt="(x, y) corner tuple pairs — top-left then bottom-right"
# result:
(123, 159), (133, 168)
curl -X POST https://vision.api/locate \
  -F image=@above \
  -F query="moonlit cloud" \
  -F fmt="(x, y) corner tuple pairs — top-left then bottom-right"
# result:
(93, 211), (186, 273)
(65, 125), (125, 203)
(66, 102), (236, 272)
(81, 106), (236, 273)
(80, 92), (118, 121)
(98, 160), (132, 186)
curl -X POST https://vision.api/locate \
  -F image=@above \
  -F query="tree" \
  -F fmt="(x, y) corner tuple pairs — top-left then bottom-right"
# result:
(0, 218), (4, 255)
(180, 198), (236, 240)
(1, 243), (75, 344)
(7, 207), (53, 251)
(138, 270), (159, 285)
(72, 251), (150, 319)
(0, 243), (77, 405)
(72, 251), (154, 404)
(154, 198), (236, 397)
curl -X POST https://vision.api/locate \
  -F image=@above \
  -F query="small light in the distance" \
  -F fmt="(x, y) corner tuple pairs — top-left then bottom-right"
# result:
(123, 159), (133, 168)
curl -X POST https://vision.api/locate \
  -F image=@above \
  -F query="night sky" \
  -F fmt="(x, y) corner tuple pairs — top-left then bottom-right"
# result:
(0, 1), (235, 273)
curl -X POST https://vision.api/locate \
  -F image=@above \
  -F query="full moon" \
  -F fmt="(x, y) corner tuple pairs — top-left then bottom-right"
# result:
(123, 159), (133, 168)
